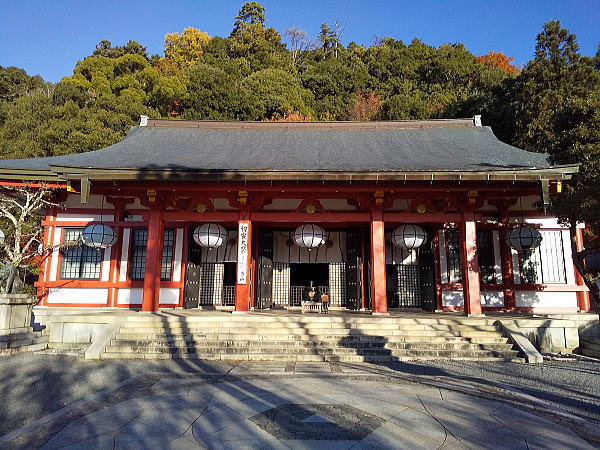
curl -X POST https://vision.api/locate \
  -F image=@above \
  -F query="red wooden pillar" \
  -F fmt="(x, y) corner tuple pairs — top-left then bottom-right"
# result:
(460, 212), (483, 316)
(37, 208), (56, 306)
(107, 201), (125, 308)
(142, 208), (164, 312)
(370, 209), (388, 315)
(575, 228), (591, 311)
(499, 224), (516, 310)
(234, 218), (252, 313)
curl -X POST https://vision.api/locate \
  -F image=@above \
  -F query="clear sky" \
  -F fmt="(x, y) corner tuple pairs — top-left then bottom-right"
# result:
(1, 0), (598, 82)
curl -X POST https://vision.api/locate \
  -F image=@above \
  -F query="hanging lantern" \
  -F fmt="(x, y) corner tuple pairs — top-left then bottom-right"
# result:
(0, 229), (4, 242)
(82, 223), (118, 249)
(294, 224), (327, 249)
(391, 224), (428, 249)
(506, 226), (542, 252)
(193, 223), (228, 249)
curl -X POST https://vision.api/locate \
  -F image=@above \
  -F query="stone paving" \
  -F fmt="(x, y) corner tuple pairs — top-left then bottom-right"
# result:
(0, 362), (598, 449)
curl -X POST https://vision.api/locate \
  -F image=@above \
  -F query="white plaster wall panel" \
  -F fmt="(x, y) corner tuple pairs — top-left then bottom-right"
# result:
(273, 231), (346, 263)
(475, 200), (498, 212)
(438, 231), (448, 284)
(56, 213), (114, 222)
(64, 194), (106, 209)
(318, 199), (355, 211)
(385, 199), (410, 211)
(481, 291), (504, 307)
(119, 228), (131, 282)
(100, 246), (111, 282)
(159, 288), (180, 305)
(49, 227), (62, 281)
(212, 198), (236, 210)
(47, 288), (108, 304)
(263, 199), (302, 210)
(508, 196), (538, 210)
(509, 217), (566, 228)
(442, 290), (464, 306)
(118, 288), (143, 305)
(515, 291), (578, 308)
(562, 229), (576, 285)
(385, 232), (418, 265)
(491, 230), (502, 283)
(173, 228), (184, 282)
(200, 231), (238, 263)
(511, 248), (521, 284)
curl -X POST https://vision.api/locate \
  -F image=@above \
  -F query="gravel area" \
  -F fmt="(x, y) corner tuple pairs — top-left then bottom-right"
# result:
(0, 354), (598, 437)
(383, 358), (600, 425)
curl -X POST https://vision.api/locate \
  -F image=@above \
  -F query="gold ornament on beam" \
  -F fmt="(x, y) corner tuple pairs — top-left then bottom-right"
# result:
(196, 203), (207, 213)
(305, 203), (316, 214)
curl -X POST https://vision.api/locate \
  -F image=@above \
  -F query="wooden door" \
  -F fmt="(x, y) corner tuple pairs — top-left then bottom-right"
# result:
(256, 226), (274, 309)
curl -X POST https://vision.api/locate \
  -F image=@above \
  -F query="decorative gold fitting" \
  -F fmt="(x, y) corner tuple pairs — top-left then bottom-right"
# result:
(374, 191), (385, 205)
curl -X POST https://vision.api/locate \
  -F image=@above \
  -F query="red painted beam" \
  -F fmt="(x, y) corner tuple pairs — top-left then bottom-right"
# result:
(383, 213), (467, 223)
(250, 212), (371, 223)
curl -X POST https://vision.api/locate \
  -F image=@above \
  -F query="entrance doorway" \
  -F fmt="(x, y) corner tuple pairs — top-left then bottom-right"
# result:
(290, 263), (329, 305)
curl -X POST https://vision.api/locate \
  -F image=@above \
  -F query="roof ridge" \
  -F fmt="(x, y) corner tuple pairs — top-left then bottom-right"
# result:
(143, 117), (477, 130)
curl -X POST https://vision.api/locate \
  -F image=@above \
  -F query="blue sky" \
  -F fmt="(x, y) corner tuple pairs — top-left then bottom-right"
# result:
(1, 0), (598, 82)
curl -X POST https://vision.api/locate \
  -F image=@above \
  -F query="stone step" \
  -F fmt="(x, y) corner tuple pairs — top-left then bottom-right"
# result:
(107, 341), (512, 353)
(123, 316), (497, 326)
(105, 343), (518, 358)
(0, 331), (43, 342)
(112, 332), (509, 344)
(120, 321), (499, 332)
(0, 342), (48, 356)
(116, 326), (503, 337)
(580, 348), (600, 359)
(102, 351), (523, 363)
(0, 334), (48, 350)
(580, 340), (600, 352)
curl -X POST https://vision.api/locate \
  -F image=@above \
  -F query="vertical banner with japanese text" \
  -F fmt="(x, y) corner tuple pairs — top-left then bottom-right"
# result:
(237, 221), (249, 284)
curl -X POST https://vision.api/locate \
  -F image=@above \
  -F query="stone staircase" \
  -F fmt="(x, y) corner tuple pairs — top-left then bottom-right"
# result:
(102, 315), (521, 362)
(579, 336), (600, 359)
(0, 330), (48, 356)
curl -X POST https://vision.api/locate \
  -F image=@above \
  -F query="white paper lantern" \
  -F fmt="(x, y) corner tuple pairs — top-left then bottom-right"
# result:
(193, 223), (228, 249)
(294, 224), (327, 249)
(506, 226), (542, 252)
(82, 223), (118, 249)
(0, 229), (4, 242)
(392, 224), (428, 249)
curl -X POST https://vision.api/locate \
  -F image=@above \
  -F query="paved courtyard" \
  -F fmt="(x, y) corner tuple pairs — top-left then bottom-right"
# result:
(0, 358), (599, 449)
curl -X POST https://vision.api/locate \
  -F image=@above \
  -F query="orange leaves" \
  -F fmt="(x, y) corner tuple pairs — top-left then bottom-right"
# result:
(476, 50), (519, 74)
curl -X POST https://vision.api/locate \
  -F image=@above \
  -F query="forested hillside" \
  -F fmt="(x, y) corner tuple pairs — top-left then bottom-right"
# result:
(0, 2), (598, 236)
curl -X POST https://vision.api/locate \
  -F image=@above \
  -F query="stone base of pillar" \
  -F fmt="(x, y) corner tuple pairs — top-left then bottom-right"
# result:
(464, 313), (486, 318)
(371, 312), (390, 316)
(232, 311), (250, 315)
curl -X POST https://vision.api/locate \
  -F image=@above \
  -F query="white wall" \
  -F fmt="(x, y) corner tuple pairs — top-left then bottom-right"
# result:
(47, 288), (108, 304)
(515, 291), (578, 308)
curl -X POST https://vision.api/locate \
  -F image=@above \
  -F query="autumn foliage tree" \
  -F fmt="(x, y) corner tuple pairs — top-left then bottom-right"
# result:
(476, 50), (519, 74)
(346, 91), (383, 121)
(163, 27), (212, 70)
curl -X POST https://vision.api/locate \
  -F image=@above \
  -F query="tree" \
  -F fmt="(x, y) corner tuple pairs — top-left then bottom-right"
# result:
(345, 91), (383, 121)
(163, 27), (211, 70)
(0, 185), (58, 292)
(233, 1), (266, 33)
(511, 21), (591, 153)
(285, 27), (313, 66)
(476, 51), (519, 74)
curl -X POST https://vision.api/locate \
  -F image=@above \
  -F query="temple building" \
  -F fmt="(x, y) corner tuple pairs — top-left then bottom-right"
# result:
(0, 116), (591, 316)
